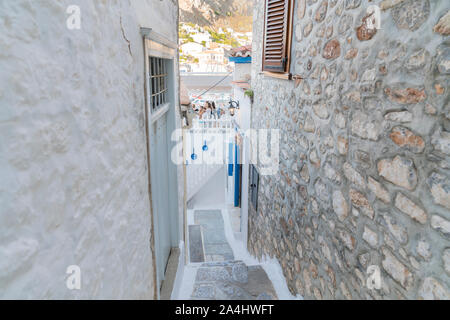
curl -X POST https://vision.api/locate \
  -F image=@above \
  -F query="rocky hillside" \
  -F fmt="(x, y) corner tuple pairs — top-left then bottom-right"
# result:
(179, 0), (253, 32)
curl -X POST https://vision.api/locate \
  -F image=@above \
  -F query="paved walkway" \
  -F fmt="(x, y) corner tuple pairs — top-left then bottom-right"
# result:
(189, 210), (234, 262)
(187, 210), (277, 300)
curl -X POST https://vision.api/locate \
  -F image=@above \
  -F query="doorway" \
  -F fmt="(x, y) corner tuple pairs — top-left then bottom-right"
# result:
(142, 32), (180, 297)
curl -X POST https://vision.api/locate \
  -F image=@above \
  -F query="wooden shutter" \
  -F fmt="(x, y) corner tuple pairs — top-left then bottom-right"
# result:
(262, 0), (293, 73)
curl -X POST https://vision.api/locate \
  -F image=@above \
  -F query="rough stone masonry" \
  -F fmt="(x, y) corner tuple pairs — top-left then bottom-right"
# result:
(249, 0), (450, 299)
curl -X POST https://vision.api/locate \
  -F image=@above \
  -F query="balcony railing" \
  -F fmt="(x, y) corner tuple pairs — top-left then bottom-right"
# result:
(191, 117), (234, 129)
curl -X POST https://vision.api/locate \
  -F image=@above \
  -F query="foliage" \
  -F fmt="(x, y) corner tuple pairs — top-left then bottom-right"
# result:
(179, 29), (194, 44)
(244, 89), (254, 102)
(205, 27), (240, 47)
(180, 54), (199, 63)
(179, 22), (242, 48)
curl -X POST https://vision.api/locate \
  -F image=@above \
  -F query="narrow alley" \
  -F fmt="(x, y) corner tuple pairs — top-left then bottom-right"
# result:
(1, 0), (449, 304)
(175, 175), (297, 300)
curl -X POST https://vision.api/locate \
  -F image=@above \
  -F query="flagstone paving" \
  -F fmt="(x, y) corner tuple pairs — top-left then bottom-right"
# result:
(192, 210), (234, 262)
(188, 210), (277, 300)
(191, 261), (277, 300)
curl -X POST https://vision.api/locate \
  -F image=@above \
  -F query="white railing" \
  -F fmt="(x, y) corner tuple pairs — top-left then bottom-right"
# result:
(186, 117), (236, 200)
(191, 117), (235, 129)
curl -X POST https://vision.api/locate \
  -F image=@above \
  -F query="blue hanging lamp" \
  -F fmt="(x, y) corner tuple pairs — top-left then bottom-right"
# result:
(191, 148), (197, 160)
(201, 127), (208, 151)
(190, 131), (197, 160)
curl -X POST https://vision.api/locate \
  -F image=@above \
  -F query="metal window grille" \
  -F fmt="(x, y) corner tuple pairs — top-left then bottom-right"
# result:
(150, 57), (168, 111)
(250, 164), (259, 212)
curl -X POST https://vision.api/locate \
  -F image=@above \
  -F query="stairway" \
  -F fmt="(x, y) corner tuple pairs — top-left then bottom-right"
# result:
(191, 261), (277, 300)
(188, 210), (234, 263)
(187, 210), (277, 300)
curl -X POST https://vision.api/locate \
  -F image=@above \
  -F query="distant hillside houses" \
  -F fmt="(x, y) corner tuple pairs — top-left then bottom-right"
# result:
(180, 22), (248, 73)
(192, 32), (211, 45)
(180, 22), (251, 47)
(180, 43), (230, 73)
(180, 42), (204, 55)
(181, 24), (197, 34)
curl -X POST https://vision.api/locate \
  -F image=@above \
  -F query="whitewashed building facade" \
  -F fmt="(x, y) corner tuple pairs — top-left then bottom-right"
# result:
(0, 0), (183, 299)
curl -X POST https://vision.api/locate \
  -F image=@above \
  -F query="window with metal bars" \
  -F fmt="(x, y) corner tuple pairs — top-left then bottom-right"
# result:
(149, 57), (168, 111)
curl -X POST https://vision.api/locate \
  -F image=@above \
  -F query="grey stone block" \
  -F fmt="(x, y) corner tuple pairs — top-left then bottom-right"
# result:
(232, 262), (249, 283)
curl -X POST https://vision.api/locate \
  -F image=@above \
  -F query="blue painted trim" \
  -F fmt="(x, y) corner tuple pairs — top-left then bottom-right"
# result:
(228, 56), (251, 64)
(234, 145), (240, 207)
(228, 143), (233, 176)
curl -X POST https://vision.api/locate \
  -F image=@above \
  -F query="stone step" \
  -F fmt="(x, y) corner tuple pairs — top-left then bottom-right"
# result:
(190, 210), (235, 262)
(191, 282), (275, 300)
(190, 261), (278, 300)
(196, 261), (248, 283)
(188, 224), (205, 263)
(200, 260), (245, 267)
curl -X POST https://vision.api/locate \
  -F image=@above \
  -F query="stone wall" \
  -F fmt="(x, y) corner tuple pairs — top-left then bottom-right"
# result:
(0, 0), (178, 299)
(249, 0), (450, 299)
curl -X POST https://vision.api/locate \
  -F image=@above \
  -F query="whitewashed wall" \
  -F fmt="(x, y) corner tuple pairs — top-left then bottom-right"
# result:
(232, 62), (252, 83)
(0, 0), (179, 299)
(232, 62), (252, 247)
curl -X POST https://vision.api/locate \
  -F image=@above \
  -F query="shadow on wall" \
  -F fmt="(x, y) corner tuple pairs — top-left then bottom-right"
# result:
(188, 167), (226, 209)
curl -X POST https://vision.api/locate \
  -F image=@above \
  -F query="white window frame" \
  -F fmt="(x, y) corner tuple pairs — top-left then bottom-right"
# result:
(142, 28), (177, 124)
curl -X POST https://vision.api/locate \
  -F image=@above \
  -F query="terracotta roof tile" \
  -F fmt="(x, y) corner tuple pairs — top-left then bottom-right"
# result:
(230, 45), (252, 57)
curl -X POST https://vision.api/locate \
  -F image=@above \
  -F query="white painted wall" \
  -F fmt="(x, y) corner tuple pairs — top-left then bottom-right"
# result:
(188, 167), (226, 209)
(231, 62), (252, 245)
(233, 63), (252, 82)
(234, 88), (252, 132)
(233, 63), (252, 131)
(0, 0), (179, 299)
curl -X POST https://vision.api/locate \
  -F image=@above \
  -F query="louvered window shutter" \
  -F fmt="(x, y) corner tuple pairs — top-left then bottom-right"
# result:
(263, 0), (291, 73)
